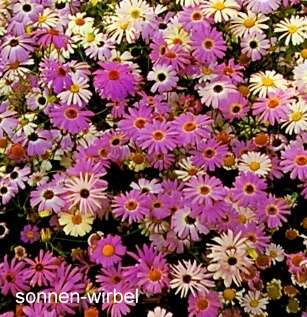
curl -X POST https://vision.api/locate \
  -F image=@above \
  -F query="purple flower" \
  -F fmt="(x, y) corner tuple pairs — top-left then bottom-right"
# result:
(20, 224), (40, 244)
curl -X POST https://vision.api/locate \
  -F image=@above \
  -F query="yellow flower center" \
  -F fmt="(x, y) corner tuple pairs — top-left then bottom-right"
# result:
(38, 15), (47, 23)
(86, 32), (96, 42)
(120, 22), (129, 30)
(70, 83), (80, 93)
(196, 297), (209, 310)
(287, 24), (298, 34)
(130, 8), (141, 19)
(300, 48), (307, 59)
(202, 66), (213, 75)
(102, 244), (115, 257)
(261, 76), (274, 87)
(248, 161), (260, 171)
(250, 299), (260, 308)
(291, 111), (303, 121)
(148, 268), (162, 281)
(243, 17), (256, 28)
(223, 288), (236, 301)
(213, 0), (225, 10)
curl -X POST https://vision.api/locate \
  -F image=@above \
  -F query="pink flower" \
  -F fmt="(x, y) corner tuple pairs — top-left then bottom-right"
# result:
(188, 291), (221, 317)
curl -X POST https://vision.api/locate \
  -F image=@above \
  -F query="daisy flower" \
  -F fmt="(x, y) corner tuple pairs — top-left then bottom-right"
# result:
(64, 172), (107, 214)
(232, 172), (267, 207)
(258, 194), (290, 228)
(138, 120), (177, 154)
(230, 11), (269, 37)
(241, 31), (270, 61)
(58, 74), (92, 107)
(207, 230), (253, 287)
(147, 307), (173, 317)
(199, 79), (237, 108)
(20, 225), (40, 244)
(281, 100), (307, 135)
(94, 61), (136, 100)
(249, 70), (287, 97)
(58, 210), (94, 237)
(91, 234), (126, 267)
(274, 16), (307, 46)
(34, 8), (59, 29)
(183, 174), (226, 207)
(265, 243), (285, 264)
(219, 92), (249, 121)
(280, 144), (307, 181)
(170, 260), (214, 298)
(49, 104), (94, 134)
(239, 290), (269, 315)
(112, 189), (149, 223)
(191, 25), (226, 63)
(239, 151), (272, 177)
(244, 0), (281, 14)
(188, 291), (221, 317)
(147, 64), (178, 93)
(202, 0), (240, 23)
(174, 157), (206, 181)
(67, 12), (94, 35)
(252, 89), (291, 125)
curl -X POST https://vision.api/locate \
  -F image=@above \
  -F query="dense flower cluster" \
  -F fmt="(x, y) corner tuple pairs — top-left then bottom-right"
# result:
(0, 0), (307, 316)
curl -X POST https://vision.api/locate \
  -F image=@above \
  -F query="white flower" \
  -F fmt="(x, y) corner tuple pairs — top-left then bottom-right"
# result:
(67, 12), (94, 35)
(170, 260), (214, 298)
(58, 74), (92, 107)
(240, 290), (269, 315)
(281, 100), (307, 135)
(147, 307), (173, 317)
(249, 70), (287, 97)
(174, 158), (206, 181)
(239, 151), (272, 177)
(265, 243), (285, 264)
(275, 16), (307, 46)
(202, 0), (240, 23)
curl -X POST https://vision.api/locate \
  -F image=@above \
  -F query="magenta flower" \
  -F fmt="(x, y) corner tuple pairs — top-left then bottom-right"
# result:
(191, 24), (226, 63)
(281, 144), (307, 181)
(138, 120), (177, 154)
(188, 291), (221, 317)
(232, 172), (267, 207)
(0, 256), (29, 296)
(94, 61), (136, 100)
(34, 27), (68, 49)
(112, 189), (149, 224)
(91, 234), (126, 267)
(24, 250), (58, 287)
(20, 224), (40, 244)
(50, 104), (94, 134)
(183, 175), (226, 207)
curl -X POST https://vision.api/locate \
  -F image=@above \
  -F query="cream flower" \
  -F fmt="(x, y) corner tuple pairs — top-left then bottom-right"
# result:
(281, 100), (307, 135)
(239, 151), (272, 177)
(202, 0), (240, 23)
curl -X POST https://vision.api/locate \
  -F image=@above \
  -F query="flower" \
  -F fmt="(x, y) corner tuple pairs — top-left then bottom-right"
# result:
(202, 0), (240, 23)
(241, 31), (270, 61)
(58, 210), (94, 237)
(249, 70), (287, 97)
(64, 172), (107, 214)
(188, 291), (221, 317)
(244, 0), (281, 14)
(239, 290), (269, 315)
(147, 307), (173, 317)
(207, 230), (253, 287)
(94, 61), (136, 100)
(20, 225), (40, 244)
(0, 35), (33, 62)
(280, 144), (307, 181)
(239, 151), (272, 177)
(274, 16), (307, 46)
(147, 64), (178, 93)
(58, 74), (92, 107)
(170, 260), (214, 298)
(91, 234), (126, 267)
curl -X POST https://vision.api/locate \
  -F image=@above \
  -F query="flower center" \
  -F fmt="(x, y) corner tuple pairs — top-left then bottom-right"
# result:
(102, 244), (115, 257)
(204, 148), (216, 158)
(43, 190), (54, 200)
(57, 66), (67, 76)
(64, 107), (78, 119)
(80, 189), (90, 198)
(249, 40), (258, 49)
(182, 274), (192, 283)
(203, 38), (214, 49)
(267, 96), (280, 108)
(134, 117), (146, 129)
(231, 104), (242, 113)
(248, 161), (260, 171)
(125, 199), (138, 211)
(192, 11), (202, 20)
(22, 4), (32, 12)
(301, 48), (307, 59)
(291, 111), (303, 121)
(0, 186), (8, 194)
(267, 205), (278, 215)
(120, 22), (129, 30)
(244, 183), (255, 194)
(35, 263), (44, 272)
(9, 39), (19, 47)
(70, 83), (80, 93)
(108, 70), (120, 80)
(165, 50), (177, 59)
(86, 32), (96, 42)
(152, 130), (165, 141)
(227, 256), (237, 265)
(75, 17), (85, 26)
(173, 38), (182, 45)
(243, 17), (256, 28)
(250, 299), (260, 308)
(196, 297), (209, 310)
(5, 273), (15, 283)
(213, 0), (225, 10)
(71, 213), (82, 225)
(38, 15), (47, 23)
(183, 121), (197, 132)
(48, 28), (60, 36)
(213, 84), (223, 93)
(157, 72), (166, 82)
(288, 24), (298, 34)
(295, 154), (307, 166)
(132, 153), (145, 164)
(261, 76), (274, 87)
(148, 268), (162, 281)
(199, 185), (211, 195)
(223, 288), (236, 300)
(130, 8), (141, 19)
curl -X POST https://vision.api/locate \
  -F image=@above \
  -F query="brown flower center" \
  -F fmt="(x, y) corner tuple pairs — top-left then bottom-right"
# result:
(108, 70), (120, 80)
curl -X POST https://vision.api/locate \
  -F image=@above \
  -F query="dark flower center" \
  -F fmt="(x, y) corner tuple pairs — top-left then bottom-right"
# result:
(9, 39), (19, 47)
(10, 171), (18, 179)
(213, 84), (223, 93)
(43, 190), (54, 200)
(249, 40), (258, 49)
(57, 66), (67, 76)
(55, 1), (66, 9)
(22, 4), (32, 12)
(28, 133), (38, 141)
(0, 225), (6, 235)
(192, 11), (202, 20)
(157, 73), (166, 82)
(80, 189), (90, 198)
(64, 107), (78, 119)
(108, 70), (120, 80)
(111, 138), (120, 146)
(244, 184), (255, 194)
(0, 186), (8, 194)
(158, 22), (167, 29)
(182, 274), (192, 283)
(231, 104), (241, 113)
(228, 257), (237, 266)
(185, 215), (196, 225)
(38, 96), (47, 105)
(35, 263), (44, 272)
(5, 273), (15, 282)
